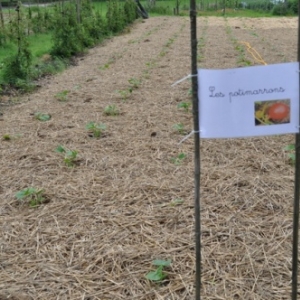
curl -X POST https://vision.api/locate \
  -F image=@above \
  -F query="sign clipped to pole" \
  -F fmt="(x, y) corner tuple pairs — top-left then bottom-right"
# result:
(198, 62), (299, 139)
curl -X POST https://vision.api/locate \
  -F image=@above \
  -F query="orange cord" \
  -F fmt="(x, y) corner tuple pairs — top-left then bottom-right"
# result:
(239, 41), (267, 65)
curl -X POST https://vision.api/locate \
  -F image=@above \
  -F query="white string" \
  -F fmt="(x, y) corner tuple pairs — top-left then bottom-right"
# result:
(171, 74), (197, 87)
(178, 130), (200, 144)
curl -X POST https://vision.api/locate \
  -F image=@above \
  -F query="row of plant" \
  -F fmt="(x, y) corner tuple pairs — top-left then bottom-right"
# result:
(111, 19), (187, 102)
(238, 18), (290, 64)
(6, 19), (190, 210)
(224, 17), (253, 66)
(0, 0), (138, 92)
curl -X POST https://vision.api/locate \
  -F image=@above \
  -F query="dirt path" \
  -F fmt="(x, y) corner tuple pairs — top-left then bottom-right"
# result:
(0, 16), (298, 299)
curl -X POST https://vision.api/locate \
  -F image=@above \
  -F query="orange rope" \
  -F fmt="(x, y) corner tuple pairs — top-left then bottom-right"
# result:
(239, 41), (267, 65)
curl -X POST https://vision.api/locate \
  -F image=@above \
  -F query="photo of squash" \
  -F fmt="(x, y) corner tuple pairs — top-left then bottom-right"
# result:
(255, 99), (290, 126)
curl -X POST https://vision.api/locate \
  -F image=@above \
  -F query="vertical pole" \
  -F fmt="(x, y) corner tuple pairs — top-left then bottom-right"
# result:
(292, 2), (300, 299)
(190, 1), (201, 299)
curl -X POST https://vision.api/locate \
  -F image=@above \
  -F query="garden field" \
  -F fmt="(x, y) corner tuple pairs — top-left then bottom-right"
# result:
(0, 15), (299, 299)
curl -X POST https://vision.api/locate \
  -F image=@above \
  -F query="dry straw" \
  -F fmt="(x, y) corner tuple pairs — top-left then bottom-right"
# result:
(0, 16), (298, 299)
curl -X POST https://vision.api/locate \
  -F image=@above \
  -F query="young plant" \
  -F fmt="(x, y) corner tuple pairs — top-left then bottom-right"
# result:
(173, 123), (186, 135)
(34, 112), (51, 121)
(55, 90), (70, 102)
(146, 259), (171, 282)
(86, 122), (106, 138)
(56, 145), (78, 167)
(104, 104), (119, 116)
(128, 77), (141, 89)
(171, 153), (187, 165)
(170, 198), (184, 206)
(284, 144), (295, 164)
(116, 88), (132, 101)
(16, 187), (45, 207)
(2, 134), (11, 141)
(177, 102), (191, 113)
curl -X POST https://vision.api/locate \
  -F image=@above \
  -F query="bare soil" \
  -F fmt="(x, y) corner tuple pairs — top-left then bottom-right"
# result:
(0, 16), (298, 299)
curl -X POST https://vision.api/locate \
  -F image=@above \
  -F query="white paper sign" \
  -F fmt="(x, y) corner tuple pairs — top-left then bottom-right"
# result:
(198, 62), (299, 139)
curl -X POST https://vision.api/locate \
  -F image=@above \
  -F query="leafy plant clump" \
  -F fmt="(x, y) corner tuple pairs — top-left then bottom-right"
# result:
(55, 90), (70, 102)
(173, 123), (186, 135)
(128, 77), (141, 89)
(56, 145), (78, 167)
(2, 134), (11, 141)
(171, 152), (187, 165)
(16, 187), (45, 207)
(86, 122), (106, 138)
(116, 88), (132, 101)
(146, 259), (171, 282)
(177, 101), (191, 113)
(104, 104), (119, 116)
(284, 144), (295, 164)
(34, 112), (51, 121)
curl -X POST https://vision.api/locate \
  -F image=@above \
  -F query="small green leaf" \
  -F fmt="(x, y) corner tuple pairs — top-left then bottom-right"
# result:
(146, 266), (167, 281)
(35, 113), (51, 122)
(289, 153), (296, 162)
(56, 145), (66, 153)
(284, 144), (295, 151)
(177, 153), (186, 160)
(170, 198), (184, 206)
(152, 259), (171, 267)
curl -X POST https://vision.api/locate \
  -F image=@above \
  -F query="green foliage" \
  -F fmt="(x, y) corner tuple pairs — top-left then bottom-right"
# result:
(34, 112), (51, 121)
(15, 187), (45, 207)
(177, 101), (191, 113)
(104, 104), (119, 116)
(170, 198), (184, 206)
(173, 123), (186, 135)
(128, 77), (141, 89)
(171, 153), (187, 165)
(284, 144), (295, 164)
(124, 0), (138, 24)
(2, 134), (11, 141)
(86, 122), (106, 138)
(51, 3), (85, 58)
(2, 43), (32, 87)
(117, 88), (132, 100)
(146, 259), (171, 282)
(55, 90), (69, 101)
(56, 145), (78, 167)
(1, 4), (32, 87)
(106, 0), (125, 33)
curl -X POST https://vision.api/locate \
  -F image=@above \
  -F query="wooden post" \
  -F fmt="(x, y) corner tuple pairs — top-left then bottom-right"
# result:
(189, 0), (201, 299)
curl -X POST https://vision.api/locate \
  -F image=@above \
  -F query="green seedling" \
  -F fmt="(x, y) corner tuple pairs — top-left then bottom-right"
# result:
(284, 144), (295, 164)
(16, 187), (45, 207)
(173, 123), (185, 135)
(99, 63), (110, 70)
(116, 89), (132, 101)
(128, 78), (141, 89)
(146, 259), (171, 282)
(34, 112), (51, 122)
(159, 50), (166, 57)
(177, 102), (191, 113)
(145, 61), (155, 68)
(56, 145), (78, 167)
(2, 134), (11, 141)
(166, 37), (174, 47)
(171, 153), (187, 165)
(170, 198), (184, 206)
(86, 122), (106, 138)
(104, 104), (119, 116)
(55, 90), (69, 101)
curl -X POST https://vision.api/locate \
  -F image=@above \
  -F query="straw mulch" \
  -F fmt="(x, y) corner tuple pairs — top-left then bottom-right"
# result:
(0, 16), (298, 299)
